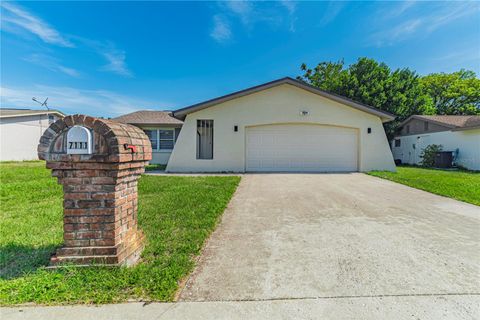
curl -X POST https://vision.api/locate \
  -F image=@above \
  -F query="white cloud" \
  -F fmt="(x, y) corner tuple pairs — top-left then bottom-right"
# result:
(23, 54), (81, 78)
(381, 1), (417, 19)
(100, 48), (132, 77)
(319, 1), (346, 26)
(426, 2), (479, 33)
(280, 0), (296, 15)
(0, 2), (73, 47)
(396, 1), (417, 16)
(279, 0), (297, 32)
(223, 1), (254, 26)
(1, 3), (132, 77)
(370, 1), (479, 47)
(210, 15), (232, 43)
(72, 37), (133, 77)
(0, 85), (169, 117)
(432, 47), (480, 69)
(210, 1), (297, 42)
(372, 18), (422, 46)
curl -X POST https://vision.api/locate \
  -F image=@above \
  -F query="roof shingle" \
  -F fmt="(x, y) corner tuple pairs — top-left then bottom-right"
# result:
(412, 115), (480, 129)
(113, 110), (183, 125)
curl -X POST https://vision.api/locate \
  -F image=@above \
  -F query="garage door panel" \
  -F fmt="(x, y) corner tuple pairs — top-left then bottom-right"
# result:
(246, 124), (358, 172)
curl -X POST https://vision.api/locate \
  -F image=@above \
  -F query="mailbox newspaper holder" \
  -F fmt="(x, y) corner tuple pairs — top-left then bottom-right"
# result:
(38, 114), (152, 266)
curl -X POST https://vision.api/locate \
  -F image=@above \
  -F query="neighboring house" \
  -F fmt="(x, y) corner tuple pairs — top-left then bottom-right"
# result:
(164, 77), (396, 172)
(0, 108), (65, 161)
(113, 110), (183, 165)
(391, 115), (480, 170)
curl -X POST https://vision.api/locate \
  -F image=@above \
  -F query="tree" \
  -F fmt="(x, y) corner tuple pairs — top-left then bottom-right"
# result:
(299, 60), (347, 93)
(420, 70), (480, 115)
(299, 58), (433, 139)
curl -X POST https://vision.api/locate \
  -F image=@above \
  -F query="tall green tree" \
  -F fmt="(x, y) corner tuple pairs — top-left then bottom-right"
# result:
(299, 58), (433, 139)
(420, 70), (480, 115)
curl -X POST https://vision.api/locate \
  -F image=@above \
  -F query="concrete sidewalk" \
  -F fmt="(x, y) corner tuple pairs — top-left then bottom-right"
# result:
(2, 295), (479, 320)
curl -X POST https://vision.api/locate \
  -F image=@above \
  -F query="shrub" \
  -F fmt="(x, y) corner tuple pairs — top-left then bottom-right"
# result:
(419, 144), (443, 167)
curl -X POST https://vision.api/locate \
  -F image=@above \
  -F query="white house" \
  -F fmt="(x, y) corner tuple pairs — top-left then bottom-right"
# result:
(391, 115), (480, 170)
(0, 108), (65, 161)
(163, 77), (395, 172)
(113, 110), (183, 165)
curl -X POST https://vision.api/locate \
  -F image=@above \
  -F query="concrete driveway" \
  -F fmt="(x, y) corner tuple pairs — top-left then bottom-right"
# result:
(178, 173), (479, 313)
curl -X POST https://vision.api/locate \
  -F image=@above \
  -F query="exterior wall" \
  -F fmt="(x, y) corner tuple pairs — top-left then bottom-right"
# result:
(0, 114), (60, 161)
(391, 129), (480, 170)
(135, 125), (182, 165)
(167, 84), (395, 172)
(400, 118), (450, 135)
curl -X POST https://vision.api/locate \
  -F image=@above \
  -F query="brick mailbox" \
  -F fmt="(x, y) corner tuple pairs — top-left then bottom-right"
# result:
(38, 114), (152, 266)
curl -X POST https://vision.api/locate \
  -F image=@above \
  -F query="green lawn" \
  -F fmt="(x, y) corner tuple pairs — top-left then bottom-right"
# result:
(368, 166), (480, 206)
(0, 161), (239, 305)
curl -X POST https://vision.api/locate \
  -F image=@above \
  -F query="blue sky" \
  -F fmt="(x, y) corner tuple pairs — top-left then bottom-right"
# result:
(1, 1), (479, 117)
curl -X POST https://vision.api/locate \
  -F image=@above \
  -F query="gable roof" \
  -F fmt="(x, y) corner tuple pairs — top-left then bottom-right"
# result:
(172, 77), (395, 122)
(399, 115), (480, 131)
(0, 108), (65, 119)
(113, 110), (183, 126)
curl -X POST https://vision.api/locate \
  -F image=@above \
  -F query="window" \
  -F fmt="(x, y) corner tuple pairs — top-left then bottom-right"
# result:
(144, 130), (158, 150)
(424, 121), (429, 131)
(406, 125), (410, 134)
(197, 120), (213, 159)
(144, 129), (176, 151)
(394, 139), (401, 147)
(48, 115), (55, 124)
(159, 130), (174, 150)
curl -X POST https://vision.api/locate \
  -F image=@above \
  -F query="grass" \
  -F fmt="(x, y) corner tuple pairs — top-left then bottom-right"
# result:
(0, 161), (240, 305)
(368, 166), (480, 206)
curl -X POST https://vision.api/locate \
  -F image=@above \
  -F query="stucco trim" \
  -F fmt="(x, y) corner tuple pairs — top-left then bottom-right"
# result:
(172, 77), (395, 122)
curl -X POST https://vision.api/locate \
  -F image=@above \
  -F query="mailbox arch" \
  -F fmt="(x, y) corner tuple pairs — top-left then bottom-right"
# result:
(39, 114), (152, 163)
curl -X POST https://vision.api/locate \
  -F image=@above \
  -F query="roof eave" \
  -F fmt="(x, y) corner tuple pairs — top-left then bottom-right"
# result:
(125, 122), (183, 127)
(451, 125), (480, 131)
(172, 77), (396, 122)
(398, 115), (458, 129)
(0, 110), (65, 119)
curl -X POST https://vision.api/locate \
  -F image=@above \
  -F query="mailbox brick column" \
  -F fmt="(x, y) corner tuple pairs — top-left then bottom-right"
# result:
(38, 115), (152, 266)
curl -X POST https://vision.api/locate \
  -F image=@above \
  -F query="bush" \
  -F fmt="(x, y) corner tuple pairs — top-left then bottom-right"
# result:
(419, 144), (443, 167)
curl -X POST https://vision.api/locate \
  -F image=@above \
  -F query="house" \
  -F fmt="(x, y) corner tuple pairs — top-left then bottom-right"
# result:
(164, 77), (396, 172)
(113, 110), (183, 165)
(391, 115), (480, 170)
(0, 108), (65, 161)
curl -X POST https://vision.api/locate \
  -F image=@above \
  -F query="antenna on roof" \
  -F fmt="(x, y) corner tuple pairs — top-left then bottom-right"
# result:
(32, 97), (49, 110)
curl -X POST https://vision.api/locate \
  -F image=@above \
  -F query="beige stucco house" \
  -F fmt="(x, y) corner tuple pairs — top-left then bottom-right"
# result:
(164, 77), (396, 172)
(392, 115), (480, 170)
(0, 108), (64, 161)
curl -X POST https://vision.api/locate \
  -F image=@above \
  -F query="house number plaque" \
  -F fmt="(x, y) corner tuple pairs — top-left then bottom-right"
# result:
(66, 125), (93, 154)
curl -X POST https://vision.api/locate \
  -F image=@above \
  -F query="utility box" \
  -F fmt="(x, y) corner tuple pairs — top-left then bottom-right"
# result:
(434, 151), (453, 169)
(38, 114), (152, 266)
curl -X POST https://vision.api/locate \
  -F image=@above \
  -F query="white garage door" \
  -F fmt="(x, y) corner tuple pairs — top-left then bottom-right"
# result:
(246, 124), (358, 172)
